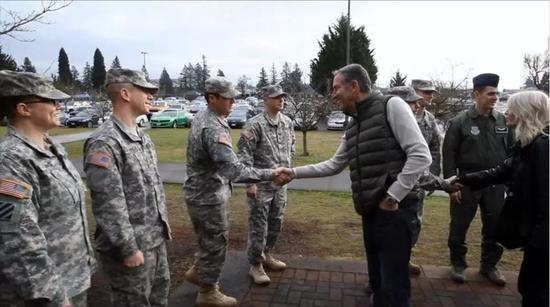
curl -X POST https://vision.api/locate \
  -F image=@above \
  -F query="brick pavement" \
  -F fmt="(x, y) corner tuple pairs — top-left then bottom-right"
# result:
(168, 251), (521, 307)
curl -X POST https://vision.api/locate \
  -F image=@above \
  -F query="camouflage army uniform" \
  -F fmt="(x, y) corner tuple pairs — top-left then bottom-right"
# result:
(0, 127), (95, 307)
(184, 108), (273, 285)
(84, 116), (171, 307)
(237, 112), (295, 265)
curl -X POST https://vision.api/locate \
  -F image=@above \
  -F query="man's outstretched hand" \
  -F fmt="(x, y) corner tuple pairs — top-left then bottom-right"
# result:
(272, 167), (295, 186)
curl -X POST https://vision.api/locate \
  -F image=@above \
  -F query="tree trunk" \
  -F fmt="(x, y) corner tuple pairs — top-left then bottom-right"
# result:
(301, 130), (309, 156)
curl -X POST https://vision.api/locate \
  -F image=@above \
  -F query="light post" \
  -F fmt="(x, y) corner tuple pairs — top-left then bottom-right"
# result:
(141, 51), (148, 69)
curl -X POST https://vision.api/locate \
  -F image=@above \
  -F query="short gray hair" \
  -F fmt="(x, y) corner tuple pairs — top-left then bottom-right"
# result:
(333, 64), (372, 93)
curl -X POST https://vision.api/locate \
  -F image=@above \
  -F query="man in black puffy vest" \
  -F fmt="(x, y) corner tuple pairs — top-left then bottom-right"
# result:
(290, 64), (431, 307)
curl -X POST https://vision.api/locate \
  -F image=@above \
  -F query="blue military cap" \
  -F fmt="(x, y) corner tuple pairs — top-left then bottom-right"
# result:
(473, 73), (499, 88)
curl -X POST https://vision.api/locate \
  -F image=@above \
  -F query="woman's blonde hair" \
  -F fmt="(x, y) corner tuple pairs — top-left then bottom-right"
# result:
(507, 90), (549, 146)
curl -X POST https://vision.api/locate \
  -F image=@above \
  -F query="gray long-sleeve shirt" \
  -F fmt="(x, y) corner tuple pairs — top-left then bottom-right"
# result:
(293, 97), (431, 201)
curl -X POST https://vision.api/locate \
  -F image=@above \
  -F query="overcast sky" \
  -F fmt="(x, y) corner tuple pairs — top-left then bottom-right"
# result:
(1, 1), (548, 90)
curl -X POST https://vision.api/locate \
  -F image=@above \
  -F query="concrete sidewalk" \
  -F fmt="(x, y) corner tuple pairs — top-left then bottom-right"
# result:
(168, 251), (520, 307)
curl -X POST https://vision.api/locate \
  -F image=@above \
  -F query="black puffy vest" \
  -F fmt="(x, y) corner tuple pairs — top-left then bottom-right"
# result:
(345, 93), (407, 216)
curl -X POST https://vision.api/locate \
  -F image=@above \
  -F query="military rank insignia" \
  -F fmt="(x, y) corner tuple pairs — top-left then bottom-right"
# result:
(0, 178), (31, 199)
(88, 152), (113, 169)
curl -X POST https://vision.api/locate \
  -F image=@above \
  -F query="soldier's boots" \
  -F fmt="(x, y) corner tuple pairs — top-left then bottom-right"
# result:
(408, 262), (421, 276)
(450, 266), (466, 284)
(249, 263), (271, 285)
(263, 252), (286, 270)
(197, 284), (238, 307)
(480, 267), (506, 287)
(184, 265), (200, 286)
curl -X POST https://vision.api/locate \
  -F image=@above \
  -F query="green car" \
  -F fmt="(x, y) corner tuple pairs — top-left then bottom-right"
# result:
(150, 109), (189, 128)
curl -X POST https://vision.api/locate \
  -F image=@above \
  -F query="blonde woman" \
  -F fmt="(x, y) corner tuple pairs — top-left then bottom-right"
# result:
(457, 90), (549, 306)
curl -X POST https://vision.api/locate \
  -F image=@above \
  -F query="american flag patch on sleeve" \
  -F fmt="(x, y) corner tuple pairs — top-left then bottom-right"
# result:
(218, 134), (232, 148)
(88, 152), (113, 169)
(0, 179), (31, 199)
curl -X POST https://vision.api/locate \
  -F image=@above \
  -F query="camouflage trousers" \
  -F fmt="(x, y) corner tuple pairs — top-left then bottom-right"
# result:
(99, 242), (170, 307)
(246, 186), (287, 265)
(0, 290), (87, 307)
(186, 203), (229, 285)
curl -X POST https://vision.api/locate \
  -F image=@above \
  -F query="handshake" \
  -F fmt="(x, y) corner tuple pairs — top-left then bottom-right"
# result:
(271, 167), (295, 186)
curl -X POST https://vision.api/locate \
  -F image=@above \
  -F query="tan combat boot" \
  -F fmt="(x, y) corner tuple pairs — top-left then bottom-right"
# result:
(249, 263), (271, 285)
(184, 265), (200, 286)
(196, 284), (238, 307)
(264, 252), (286, 270)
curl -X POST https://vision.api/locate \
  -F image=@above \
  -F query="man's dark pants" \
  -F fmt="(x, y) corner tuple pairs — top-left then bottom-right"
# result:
(362, 198), (418, 307)
(448, 185), (505, 270)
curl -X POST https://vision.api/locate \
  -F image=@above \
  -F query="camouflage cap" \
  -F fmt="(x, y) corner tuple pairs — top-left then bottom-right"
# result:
(411, 79), (438, 93)
(387, 86), (423, 103)
(261, 84), (287, 98)
(205, 77), (240, 98)
(105, 68), (158, 90)
(0, 70), (70, 100)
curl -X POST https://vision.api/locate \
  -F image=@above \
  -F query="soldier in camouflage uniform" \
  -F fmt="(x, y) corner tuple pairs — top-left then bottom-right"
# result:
(0, 70), (95, 307)
(84, 69), (171, 307)
(237, 84), (295, 285)
(409, 79), (442, 275)
(183, 77), (287, 307)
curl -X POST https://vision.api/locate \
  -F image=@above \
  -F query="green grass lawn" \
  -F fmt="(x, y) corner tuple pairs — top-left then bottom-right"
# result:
(66, 128), (343, 166)
(85, 185), (522, 272)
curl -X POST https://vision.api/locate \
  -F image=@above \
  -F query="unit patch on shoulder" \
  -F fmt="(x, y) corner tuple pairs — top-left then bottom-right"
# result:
(88, 152), (113, 169)
(218, 134), (233, 148)
(0, 179), (31, 199)
(241, 129), (253, 141)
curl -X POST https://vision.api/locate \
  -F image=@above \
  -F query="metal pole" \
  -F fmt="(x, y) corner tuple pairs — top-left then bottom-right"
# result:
(346, 0), (351, 65)
(141, 51), (148, 68)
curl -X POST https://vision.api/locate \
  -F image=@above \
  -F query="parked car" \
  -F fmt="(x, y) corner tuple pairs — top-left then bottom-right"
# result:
(253, 105), (265, 116)
(149, 100), (170, 114)
(326, 111), (349, 130)
(227, 109), (254, 128)
(65, 110), (100, 128)
(136, 114), (148, 127)
(150, 109), (189, 128)
(57, 112), (70, 126)
(189, 102), (207, 114)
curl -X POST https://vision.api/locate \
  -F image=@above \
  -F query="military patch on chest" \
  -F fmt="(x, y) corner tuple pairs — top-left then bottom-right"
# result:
(470, 126), (480, 136)
(87, 151), (113, 169)
(495, 127), (508, 134)
(218, 134), (232, 148)
(0, 202), (15, 221)
(0, 179), (31, 199)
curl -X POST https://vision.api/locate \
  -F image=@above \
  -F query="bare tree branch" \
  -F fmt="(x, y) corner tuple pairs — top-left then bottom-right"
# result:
(0, 0), (72, 42)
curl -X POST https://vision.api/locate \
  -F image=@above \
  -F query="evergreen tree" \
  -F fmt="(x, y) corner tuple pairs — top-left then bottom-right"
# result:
(389, 70), (407, 87)
(91, 48), (106, 91)
(256, 67), (269, 90)
(201, 55), (210, 88)
(111, 56), (122, 69)
(194, 63), (204, 91)
(82, 62), (93, 92)
(217, 69), (225, 77)
(270, 63), (278, 85)
(280, 62), (291, 85)
(178, 63), (194, 91)
(58, 47), (72, 87)
(71, 65), (82, 91)
(310, 15), (378, 95)
(288, 64), (304, 94)
(0, 47), (17, 70)
(20, 57), (36, 72)
(158, 68), (174, 97)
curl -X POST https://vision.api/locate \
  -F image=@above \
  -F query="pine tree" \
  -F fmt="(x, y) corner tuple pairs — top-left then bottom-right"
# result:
(389, 70), (407, 87)
(194, 63), (204, 91)
(82, 62), (93, 92)
(111, 56), (122, 69)
(91, 48), (106, 91)
(270, 63), (278, 85)
(0, 47), (17, 70)
(280, 62), (292, 92)
(58, 47), (72, 87)
(310, 15), (378, 95)
(256, 67), (269, 90)
(20, 57), (36, 72)
(71, 65), (82, 91)
(288, 64), (304, 94)
(201, 55), (210, 87)
(158, 68), (174, 97)
(217, 69), (225, 77)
